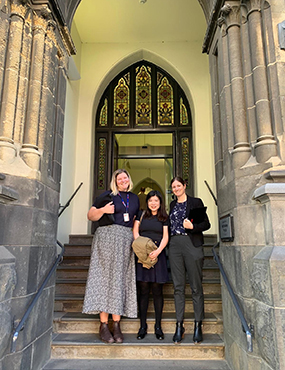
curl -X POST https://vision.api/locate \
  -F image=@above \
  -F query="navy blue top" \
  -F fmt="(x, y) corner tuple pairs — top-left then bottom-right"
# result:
(170, 200), (187, 236)
(93, 190), (139, 228)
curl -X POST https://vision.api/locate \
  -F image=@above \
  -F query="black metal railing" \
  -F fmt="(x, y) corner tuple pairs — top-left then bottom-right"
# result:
(11, 240), (65, 352)
(11, 183), (83, 353)
(212, 242), (254, 352)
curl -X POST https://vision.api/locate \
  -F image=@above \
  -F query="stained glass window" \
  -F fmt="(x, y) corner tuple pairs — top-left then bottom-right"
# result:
(136, 65), (151, 126)
(180, 97), (189, 126)
(157, 76), (174, 126)
(99, 98), (108, 127)
(114, 77), (129, 126)
(98, 138), (107, 189)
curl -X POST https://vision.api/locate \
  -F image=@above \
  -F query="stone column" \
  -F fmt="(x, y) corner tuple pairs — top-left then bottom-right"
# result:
(252, 178), (285, 370)
(222, 3), (251, 169)
(0, 3), (26, 162)
(242, 0), (277, 163)
(20, 9), (49, 171)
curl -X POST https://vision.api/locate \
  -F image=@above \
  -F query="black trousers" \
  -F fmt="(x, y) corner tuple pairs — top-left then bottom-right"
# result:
(169, 235), (205, 322)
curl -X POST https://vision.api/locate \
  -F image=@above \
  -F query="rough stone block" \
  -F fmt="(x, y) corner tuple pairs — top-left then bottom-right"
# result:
(233, 205), (265, 246)
(0, 262), (16, 301)
(31, 209), (57, 246)
(0, 309), (12, 358)
(4, 205), (33, 246)
(31, 328), (52, 370)
(255, 301), (278, 370)
(44, 185), (60, 215)
(1, 342), (32, 370)
(252, 246), (273, 306)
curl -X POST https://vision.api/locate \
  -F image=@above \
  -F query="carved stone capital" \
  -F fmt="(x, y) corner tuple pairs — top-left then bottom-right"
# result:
(241, 0), (262, 16)
(221, 4), (241, 30)
(10, 0), (30, 20)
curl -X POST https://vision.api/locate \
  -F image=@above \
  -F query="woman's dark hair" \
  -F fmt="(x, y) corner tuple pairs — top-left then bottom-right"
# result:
(170, 176), (186, 187)
(144, 190), (168, 222)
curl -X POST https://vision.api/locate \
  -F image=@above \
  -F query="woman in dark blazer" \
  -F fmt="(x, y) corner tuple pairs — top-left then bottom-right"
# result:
(168, 177), (210, 344)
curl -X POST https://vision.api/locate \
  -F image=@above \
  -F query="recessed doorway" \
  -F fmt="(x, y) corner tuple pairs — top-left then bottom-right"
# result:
(114, 133), (173, 210)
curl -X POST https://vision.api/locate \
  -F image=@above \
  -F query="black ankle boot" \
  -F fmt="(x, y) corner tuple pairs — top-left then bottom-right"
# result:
(173, 321), (185, 344)
(193, 320), (203, 343)
(137, 325), (147, 340)
(154, 325), (164, 340)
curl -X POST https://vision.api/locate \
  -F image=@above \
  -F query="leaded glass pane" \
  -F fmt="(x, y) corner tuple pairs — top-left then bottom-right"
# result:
(98, 138), (107, 189)
(136, 65), (151, 126)
(114, 77), (129, 126)
(157, 77), (174, 126)
(180, 97), (189, 126)
(181, 137), (190, 188)
(99, 98), (108, 127)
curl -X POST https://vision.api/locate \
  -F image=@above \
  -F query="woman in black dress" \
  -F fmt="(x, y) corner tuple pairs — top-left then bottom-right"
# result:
(133, 190), (169, 340)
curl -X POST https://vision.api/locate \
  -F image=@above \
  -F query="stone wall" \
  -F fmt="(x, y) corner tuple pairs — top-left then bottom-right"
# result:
(0, 1), (74, 368)
(207, 0), (285, 369)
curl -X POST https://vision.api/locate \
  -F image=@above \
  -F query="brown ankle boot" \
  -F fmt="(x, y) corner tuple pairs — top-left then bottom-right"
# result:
(99, 322), (114, 343)
(113, 320), (124, 343)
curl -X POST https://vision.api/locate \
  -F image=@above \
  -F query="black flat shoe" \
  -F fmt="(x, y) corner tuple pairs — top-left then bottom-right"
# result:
(173, 321), (185, 344)
(137, 327), (147, 340)
(154, 326), (164, 340)
(193, 320), (203, 343)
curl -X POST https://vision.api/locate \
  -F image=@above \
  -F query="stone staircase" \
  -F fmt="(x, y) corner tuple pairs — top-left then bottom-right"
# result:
(44, 235), (230, 370)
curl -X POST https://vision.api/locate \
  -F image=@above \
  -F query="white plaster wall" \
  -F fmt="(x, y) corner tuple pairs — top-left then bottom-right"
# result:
(57, 23), (82, 244)
(65, 39), (217, 237)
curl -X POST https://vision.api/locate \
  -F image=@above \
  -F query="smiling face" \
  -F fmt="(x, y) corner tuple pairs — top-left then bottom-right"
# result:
(116, 172), (130, 192)
(148, 195), (160, 215)
(171, 180), (186, 198)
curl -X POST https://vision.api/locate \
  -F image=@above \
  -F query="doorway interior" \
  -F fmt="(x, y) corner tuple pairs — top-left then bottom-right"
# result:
(114, 133), (173, 210)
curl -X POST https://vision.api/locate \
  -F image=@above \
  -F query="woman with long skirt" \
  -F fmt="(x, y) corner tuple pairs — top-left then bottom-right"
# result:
(83, 169), (139, 343)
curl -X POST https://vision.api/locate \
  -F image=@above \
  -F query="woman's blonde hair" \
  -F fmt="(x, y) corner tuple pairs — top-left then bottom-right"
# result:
(110, 169), (133, 195)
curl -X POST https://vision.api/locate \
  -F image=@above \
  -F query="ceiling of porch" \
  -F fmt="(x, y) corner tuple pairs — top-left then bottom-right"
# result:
(73, 0), (207, 44)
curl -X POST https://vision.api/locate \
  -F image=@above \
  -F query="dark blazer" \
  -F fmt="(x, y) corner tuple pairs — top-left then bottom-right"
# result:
(169, 195), (210, 247)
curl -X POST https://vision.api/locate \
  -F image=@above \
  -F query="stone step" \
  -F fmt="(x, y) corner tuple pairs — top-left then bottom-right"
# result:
(51, 333), (225, 360)
(68, 234), (218, 246)
(56, 265), (221, 280)
(55, 279), (221, 296)
(53, 312), (223, 335)
(44, 358), (231, 370)
(63, 244), (217, 257)
(59, 254), (218, 268)
(54, 294), (222, 313)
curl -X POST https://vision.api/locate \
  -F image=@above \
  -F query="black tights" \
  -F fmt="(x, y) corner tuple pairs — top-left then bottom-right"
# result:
(138, 281), (164, 328)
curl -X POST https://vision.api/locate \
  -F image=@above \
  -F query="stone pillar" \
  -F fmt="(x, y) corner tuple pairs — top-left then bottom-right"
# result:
(0, 3), (26, 162)
(20, 10), (49, 171)
(252, 179), (285, 370)
(222, 3), (251, 169)
(0, 1), (75, 369)
(242, 0), (277, 163)
(206, 0), (285, 369)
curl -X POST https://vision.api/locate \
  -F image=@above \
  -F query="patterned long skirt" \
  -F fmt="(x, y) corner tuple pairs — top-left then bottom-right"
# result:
(82, 224), (137, 318)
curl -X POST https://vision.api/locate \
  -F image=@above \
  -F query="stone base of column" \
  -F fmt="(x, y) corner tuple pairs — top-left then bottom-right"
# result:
(231, 143), (251, 169)
(20, 144), (41, 171)
(0, 138), (16, 163)
(254, 136), (277, 163)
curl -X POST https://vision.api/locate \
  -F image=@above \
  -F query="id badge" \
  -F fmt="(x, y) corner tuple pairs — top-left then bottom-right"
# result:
(123, 213), (130, 222)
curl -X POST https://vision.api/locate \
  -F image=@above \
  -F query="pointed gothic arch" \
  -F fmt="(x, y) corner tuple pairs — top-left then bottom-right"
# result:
(92, 58), (194, 210)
